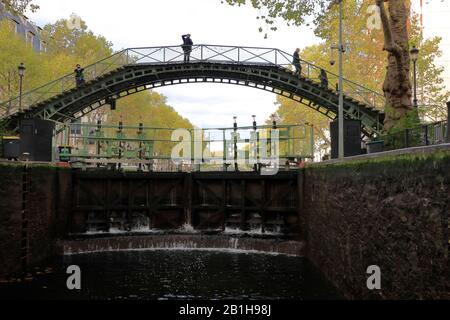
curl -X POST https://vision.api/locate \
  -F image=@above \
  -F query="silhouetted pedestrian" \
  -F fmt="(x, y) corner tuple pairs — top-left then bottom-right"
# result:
(292, 48), (302, 76)
(182, 34), (193, 63)
(319, 69), (328, 89)
(75, 64), (85, 87)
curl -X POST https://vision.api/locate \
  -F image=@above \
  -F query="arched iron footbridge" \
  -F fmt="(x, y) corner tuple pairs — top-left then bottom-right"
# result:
(0, 45), (385, 137)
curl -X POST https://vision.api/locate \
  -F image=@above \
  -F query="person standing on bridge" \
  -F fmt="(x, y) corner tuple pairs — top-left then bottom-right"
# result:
(182, 34), (193, 63)
(292, 48), (302, 76)
(319, 69), (328, 89)
(74, 64), (85, 87)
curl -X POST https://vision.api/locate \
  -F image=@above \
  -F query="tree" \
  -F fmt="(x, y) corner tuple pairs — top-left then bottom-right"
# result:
(375, 0), (415, 131)
(223, 0), (417, 132)
(0, 20), (43, 104)
(0, 12), (193, 128)
(410, 17), (449, 122)
(222, 0), (326, 28)
(41, 18), (113, 64)
(272, 0), (448, 154)
(0, 16), (114, 108)
(275, 96), (331, 159)
(106, 91), (194, 156)
(1, 0), (39, 14)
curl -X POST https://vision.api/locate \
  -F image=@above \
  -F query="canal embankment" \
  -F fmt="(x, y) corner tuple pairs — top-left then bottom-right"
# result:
(302, 145), (450, 299)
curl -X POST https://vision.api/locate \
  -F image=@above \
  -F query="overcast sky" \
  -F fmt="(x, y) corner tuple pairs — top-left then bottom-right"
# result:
(27, 0), (450, 128)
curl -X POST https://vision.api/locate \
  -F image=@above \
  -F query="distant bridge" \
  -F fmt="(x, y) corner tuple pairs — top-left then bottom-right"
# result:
(0, 45), (385, 137)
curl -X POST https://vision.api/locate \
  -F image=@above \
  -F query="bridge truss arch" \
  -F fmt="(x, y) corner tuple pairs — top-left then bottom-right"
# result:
(0, 45), (385, 138)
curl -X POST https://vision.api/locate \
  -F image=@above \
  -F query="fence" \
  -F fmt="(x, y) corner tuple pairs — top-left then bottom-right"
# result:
(380, 120), (448, 151)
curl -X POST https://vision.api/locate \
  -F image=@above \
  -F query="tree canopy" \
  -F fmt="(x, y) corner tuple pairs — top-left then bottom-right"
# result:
(0, 16), (114, 100)
(2, 0), (39, 14)
(222, 0), (327, 30)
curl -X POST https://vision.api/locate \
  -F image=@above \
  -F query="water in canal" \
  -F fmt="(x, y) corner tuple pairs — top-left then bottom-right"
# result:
(0, 250), (340, 300)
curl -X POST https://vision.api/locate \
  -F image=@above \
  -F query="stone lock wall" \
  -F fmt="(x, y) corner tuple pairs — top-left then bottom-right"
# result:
(0, 163), (72, 277)
(302, 151), (450, 299)
(0, 164), (23, 277)
(1, 151), (449, 300)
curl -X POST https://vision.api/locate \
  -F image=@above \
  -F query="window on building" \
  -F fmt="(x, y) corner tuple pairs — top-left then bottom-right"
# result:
(8, 19), (19, 33)
(40, 41), (47, 53)
(26, 31), (34, 46)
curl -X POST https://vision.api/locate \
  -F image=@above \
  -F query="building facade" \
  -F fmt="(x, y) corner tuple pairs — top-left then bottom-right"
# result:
(0, 1), (46, 52)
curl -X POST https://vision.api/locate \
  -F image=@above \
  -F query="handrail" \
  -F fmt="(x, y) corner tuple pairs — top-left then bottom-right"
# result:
(66, 122), (310, 132)
(275, 48), (384, 99)
(2, 49), (127, 104)
(0, 44), (385, 118)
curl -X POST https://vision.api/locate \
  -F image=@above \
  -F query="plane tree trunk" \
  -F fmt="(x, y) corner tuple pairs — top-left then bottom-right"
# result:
(376, 0), (413, 131)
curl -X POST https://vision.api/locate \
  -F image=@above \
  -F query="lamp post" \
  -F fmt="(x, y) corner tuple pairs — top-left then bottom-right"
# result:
(410, 45), (419, 109)
(446, 101), (450, 143)
(18, 62), (26, 113)
(233, 116), (238, 171)
(337, 0), (344, 159)
(330, 0), (345, 159)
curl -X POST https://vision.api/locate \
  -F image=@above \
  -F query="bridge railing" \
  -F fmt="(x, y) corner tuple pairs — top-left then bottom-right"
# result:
(0, 44), (385, 119)
(125, 45), (385, 111)
(0, 49), (130, 118)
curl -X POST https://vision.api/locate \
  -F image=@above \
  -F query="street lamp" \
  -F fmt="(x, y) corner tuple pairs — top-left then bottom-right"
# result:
(233, 116), (238, 171)
(410, 45), (419, 109)
(18, 62), (26, 113)
(337, 0), (344, 160)
(330, 0), (345, 159)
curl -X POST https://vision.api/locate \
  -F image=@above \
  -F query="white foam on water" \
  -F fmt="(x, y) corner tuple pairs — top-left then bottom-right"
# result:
(81, 226), (281, 236)
(224, 227), (282, 236)
(64, 247), (298, 257)
(109, 228), (125, 234)
(177, 224), (199, 234)
(80, 228), (165, 235)
(85, 230), (107, 235)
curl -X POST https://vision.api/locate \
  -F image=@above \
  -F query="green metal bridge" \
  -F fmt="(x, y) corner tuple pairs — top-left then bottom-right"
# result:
(0, 45), (385, 137)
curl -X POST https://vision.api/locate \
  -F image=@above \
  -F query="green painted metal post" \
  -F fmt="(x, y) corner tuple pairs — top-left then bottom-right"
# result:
(222, 129), (227, 172)
(96, 120), (102, 159)
(66, 124), (70, 146)
(446, 101), (450, 143)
